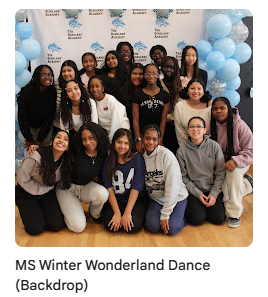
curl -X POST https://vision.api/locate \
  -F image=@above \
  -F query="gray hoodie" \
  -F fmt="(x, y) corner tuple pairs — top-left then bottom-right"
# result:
(143, 145), (188, 220)
(176, 135), (225, 199)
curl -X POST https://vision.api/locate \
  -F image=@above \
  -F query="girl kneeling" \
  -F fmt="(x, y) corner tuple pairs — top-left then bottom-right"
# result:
(101, 129), (148, 233)
(142, 124), (188, 235)
(177, 117), (226, 226)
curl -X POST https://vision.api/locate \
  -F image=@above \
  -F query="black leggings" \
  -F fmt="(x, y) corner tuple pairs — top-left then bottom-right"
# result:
(15, 185), (65, 235)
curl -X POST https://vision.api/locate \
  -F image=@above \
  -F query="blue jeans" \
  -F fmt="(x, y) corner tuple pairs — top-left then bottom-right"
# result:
(145, 198), (188, 235)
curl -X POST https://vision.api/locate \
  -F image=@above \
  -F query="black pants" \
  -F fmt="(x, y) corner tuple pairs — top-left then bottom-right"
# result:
(101, 195), (148, 234)
(15, 185), (65, 235)
(185, 192), (226, 226)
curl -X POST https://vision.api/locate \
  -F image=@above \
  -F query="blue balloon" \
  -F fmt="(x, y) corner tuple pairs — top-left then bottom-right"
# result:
(195, 40), (213, 60)
(222, 90), (240, 106)
(18, 38), (41, 61)
(213, 37), (236, 58)
(198, 60), (216, 81)
(226, 76), (241, 90)
(206, 51), (226, 70)
(241, 9), (250, 18)
(226, 9), (243, 25)
(15, 50), (27, 75)
(217, 58), (240, 81)
(15, 120), (20, 132)
(15, 69), (32, 88)
(15, 84), (21, 95)
(207, 14), (232, 39)
(231, 42), (252, 64)
(15, 22), (33, 40)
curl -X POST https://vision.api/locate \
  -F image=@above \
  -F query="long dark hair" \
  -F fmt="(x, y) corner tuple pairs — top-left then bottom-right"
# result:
(180, 45), (199, 78)
(122, 63), (144, 107)
(161, 56), (181, 112)
(107, 128), (137, 183)
(210, 97), (235, 161)
(38, 130), (72, 190)
(58, 60), (81, 88)
(116, 41), (135, 66)
(60, 79), (92, 129)
(74, 122), (110, 157)
(182, 78), (212, 103)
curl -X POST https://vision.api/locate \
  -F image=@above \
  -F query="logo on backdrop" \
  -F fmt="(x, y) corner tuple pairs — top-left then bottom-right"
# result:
(112, 18), (126, 28)
(134, 42), (148, 64)
(156, 18), (169, 28)
(48, 42), (61, 53)
(176, 41), (187, 61)
(69, 19), (82, 29)
(134, 41), (147, 51)
(91, 42), (104, 52)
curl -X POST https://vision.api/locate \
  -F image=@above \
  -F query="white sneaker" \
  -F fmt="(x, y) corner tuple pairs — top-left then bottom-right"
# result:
(228, 217), (241, 228)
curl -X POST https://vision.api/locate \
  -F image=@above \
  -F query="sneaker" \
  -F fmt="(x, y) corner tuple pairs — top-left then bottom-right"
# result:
(228, 217), (241, 228)
(93, 216), (103, 224)
(244, 174), (253, 189)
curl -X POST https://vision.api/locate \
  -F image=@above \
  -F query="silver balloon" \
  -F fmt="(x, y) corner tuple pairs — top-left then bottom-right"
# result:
(228, 22), (249, 42)
(15, 9), (28, 22)
(207, 77), (227, 97)
(15, 32), (20, 49)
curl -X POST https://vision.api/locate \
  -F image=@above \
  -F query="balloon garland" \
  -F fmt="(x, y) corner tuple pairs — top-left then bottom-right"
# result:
(195, 9), (252, 106)
(15, 9), (42, 172)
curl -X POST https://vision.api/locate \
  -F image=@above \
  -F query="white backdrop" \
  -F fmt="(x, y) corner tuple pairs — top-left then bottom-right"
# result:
(28, 9), (206, 78)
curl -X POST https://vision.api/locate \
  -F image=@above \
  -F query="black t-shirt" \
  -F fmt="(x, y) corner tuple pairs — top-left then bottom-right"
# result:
(133, 89), (169, 129)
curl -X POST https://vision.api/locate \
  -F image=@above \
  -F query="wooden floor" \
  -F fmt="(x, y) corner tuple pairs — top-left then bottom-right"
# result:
(15, 166), (253, 247)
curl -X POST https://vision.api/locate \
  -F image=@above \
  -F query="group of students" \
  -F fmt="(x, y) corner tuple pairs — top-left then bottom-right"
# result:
(15, 42), (253, 236)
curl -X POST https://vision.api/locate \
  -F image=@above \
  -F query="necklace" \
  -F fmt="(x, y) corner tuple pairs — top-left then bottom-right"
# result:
(90, 154), (97, 165)
(108, 72), (115, 78)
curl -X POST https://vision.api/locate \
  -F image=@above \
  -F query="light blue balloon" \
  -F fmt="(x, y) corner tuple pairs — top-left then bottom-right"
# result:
(18, 38), (41, 61)
(15, 120), (20, 132)
(213, 37), (236, 58)
(15, 69), (32, 88)
(195, 40), (213, 60)
(217, 58), (240, 81)
(241, 9), (250, 18)
(198, 60), (216, 81)
(15, 50), (27, 75)
(206, 51), (226, 70)
(222, 90), (240, 107)
(15, 22), (33, 40)
(226, 9), (243, 25)
(231, 42), (252, 64)
(226, 76), (241, 90)
(207, 14), (232, 39)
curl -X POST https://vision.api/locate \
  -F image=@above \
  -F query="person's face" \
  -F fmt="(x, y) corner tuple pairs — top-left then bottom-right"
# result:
(131, 68), (143, 87)
(188, 82), (204, 101)
(162, 59), (175, 78)
(142, 129), (159, 155)
(144, 65), (159, 85)
(115, 135), (130, 157)
(81, 129), (98, 154)
(39, 67), (53, 88)
(119, 45), (131, 63)
(212, 101), (229, 124)
(106, 53), (118, 69)
(52, 131), (69, 153)
(83, 55), (97, 73)
(62, 66), (76, 81)
(89, 78), (104, 101)
(152, 49), (166, 66)
(65, 81), (81, 103)
(185, 48), (197, 66)
(187, 118), (206, 142)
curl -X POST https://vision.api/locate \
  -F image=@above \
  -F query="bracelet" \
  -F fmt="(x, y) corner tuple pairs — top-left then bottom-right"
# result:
(135, 137), (141, 142)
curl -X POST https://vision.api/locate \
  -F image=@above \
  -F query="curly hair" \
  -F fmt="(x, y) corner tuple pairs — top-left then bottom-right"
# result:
(74, 122), (110, 157)
(60, 79), (92, 129)
(181, 78), (212, 103)
(58, 60), (81, 88)
(116, 41), (135, 66)
(38, 130), (72, 190)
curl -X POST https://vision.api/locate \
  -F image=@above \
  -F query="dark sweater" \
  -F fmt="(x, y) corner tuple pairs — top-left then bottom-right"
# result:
(17, 84), (56, 142)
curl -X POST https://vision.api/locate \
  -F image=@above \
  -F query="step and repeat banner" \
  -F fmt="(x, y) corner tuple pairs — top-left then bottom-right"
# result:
(28, 9), (206, 78)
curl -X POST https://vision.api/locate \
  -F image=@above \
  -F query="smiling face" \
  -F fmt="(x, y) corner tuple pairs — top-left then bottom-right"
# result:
(62, 65), (76, 82)
(212, 100), (229, 124)
(81, 129), (98, 155)
(188, 82), (204, 101)
(106, 53), (118, 69)
(65, 81), (81, 103)
(82, 54), (97, 73)
(152, 49), (166, 66)
(89, 78), (105, 101)
(115, 135), (130, 157)
(142, 129), (159, 155)
(52, 131), (69, 153)
(39, 66), (53, 88)
(119, 44), (131, 63)
(187, 118), (206, 144)
(185, 47), (197, 67)
(131, 67), (143, 87)
(162, 59), (175, 79)
(144, 65), (159, 86)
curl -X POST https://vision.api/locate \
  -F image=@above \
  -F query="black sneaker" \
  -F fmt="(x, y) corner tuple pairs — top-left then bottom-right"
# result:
(93, 216), (103, 224)
(244, 174), (253, 189)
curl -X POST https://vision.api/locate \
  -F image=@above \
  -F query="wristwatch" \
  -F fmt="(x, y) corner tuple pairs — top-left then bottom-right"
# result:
(135, 137), (141, 142)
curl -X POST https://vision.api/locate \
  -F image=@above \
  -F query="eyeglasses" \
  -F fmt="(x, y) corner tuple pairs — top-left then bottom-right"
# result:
(40, 73), (53, 78)
(144, 73), (158, 77)
(152, 52), (164, 58)
(188, 125), (204, 130)
(120, 50), (131, 54)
